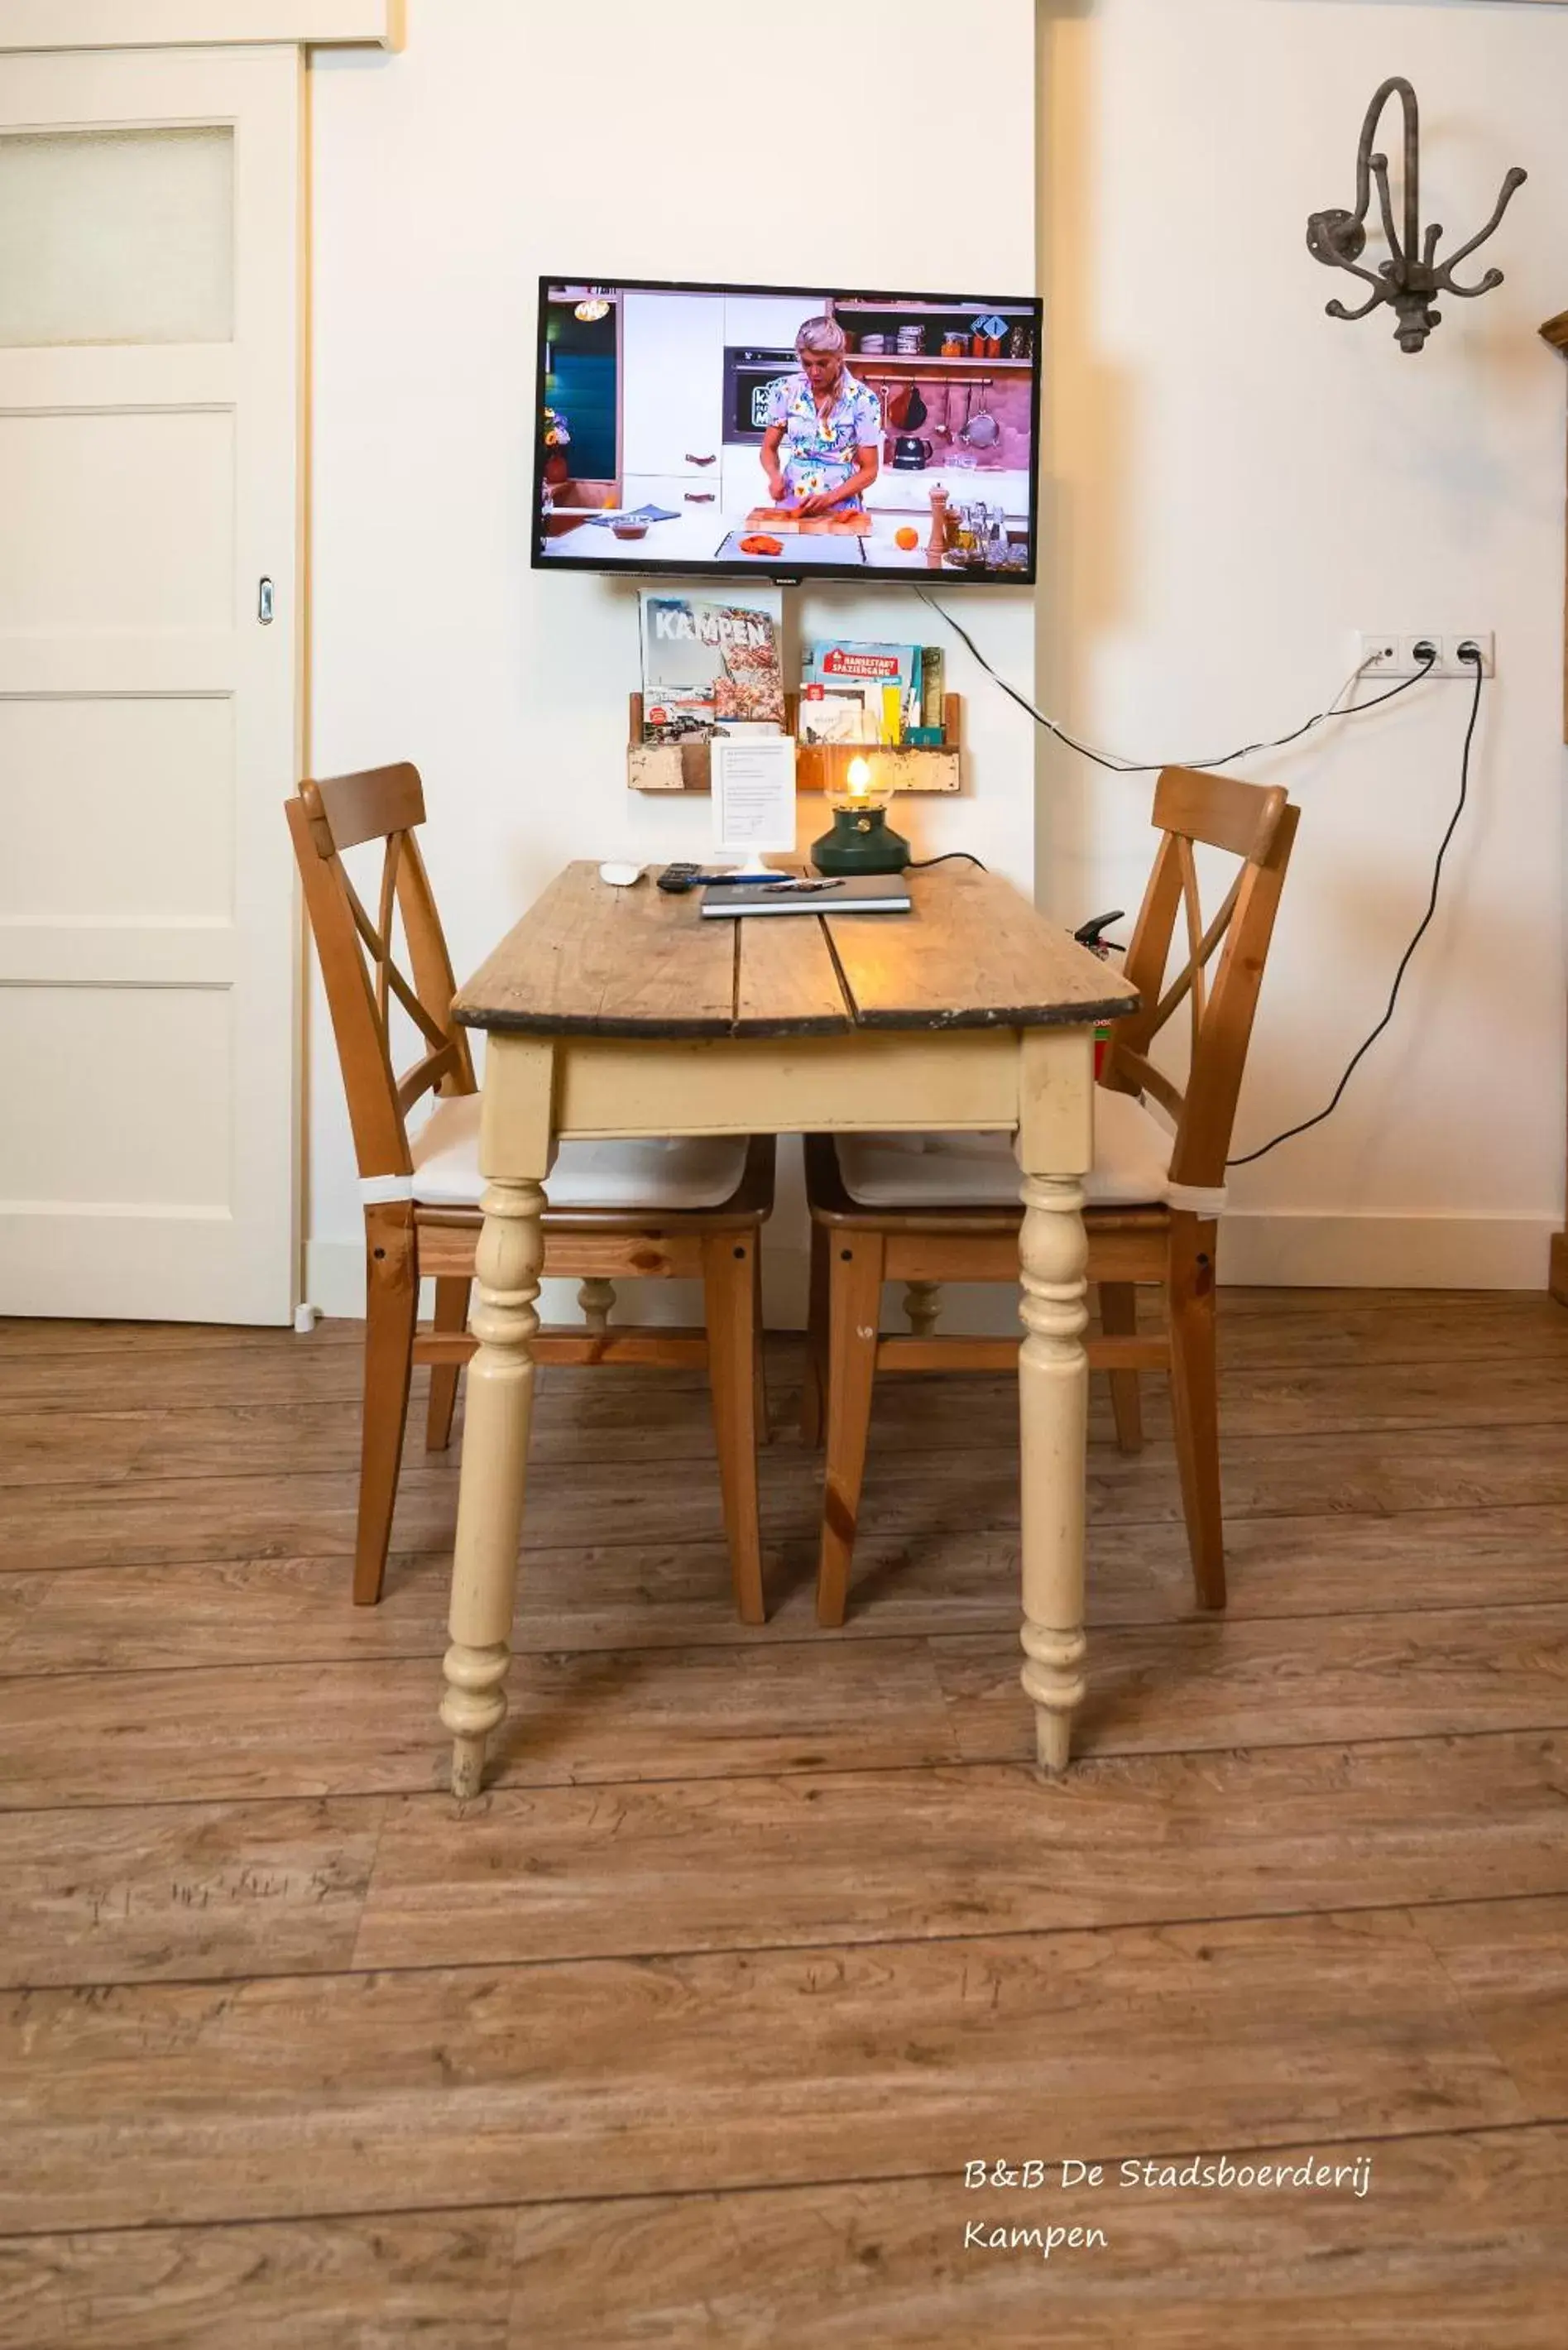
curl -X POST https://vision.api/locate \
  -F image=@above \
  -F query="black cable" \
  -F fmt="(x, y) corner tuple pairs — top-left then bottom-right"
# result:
(916, 588), (1438, 773)
(908, 851), (988, 870)
(908, 595), (1476, 1163)
(1227, 649), (1484, 1167)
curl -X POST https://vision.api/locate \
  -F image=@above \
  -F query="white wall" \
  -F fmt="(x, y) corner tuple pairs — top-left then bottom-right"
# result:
(308, 0), (1568, 1320)
(1038, 0), (1568, 1286)
(305, 0), (1039, 1319)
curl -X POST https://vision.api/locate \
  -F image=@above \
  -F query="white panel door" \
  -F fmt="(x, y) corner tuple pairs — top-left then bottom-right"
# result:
(0, 45), (301, 1324)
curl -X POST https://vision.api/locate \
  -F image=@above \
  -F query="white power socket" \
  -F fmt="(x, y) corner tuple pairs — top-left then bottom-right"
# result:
(1444, 631), (1494, 679)
(1357, 631), (1495, 679)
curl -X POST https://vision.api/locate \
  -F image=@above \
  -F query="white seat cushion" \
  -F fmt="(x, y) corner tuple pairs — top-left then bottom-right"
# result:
(834, 1087), (1196, 1211)
(409, 1092), (750, 1211)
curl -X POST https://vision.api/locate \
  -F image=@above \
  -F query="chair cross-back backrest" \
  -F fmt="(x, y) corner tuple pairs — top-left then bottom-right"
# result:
(1100, 765), (1299, 1192)
(285, 764), (476, 1182)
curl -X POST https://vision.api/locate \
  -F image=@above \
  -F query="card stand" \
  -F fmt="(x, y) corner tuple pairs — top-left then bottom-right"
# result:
(627, 693), (963, 795)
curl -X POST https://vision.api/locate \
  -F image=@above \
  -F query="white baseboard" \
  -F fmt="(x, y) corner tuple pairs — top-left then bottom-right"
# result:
(304, 1240), (372, 1321)
(1217, 1212), (1556, 1291)
(303, 1212), (1556, 1327)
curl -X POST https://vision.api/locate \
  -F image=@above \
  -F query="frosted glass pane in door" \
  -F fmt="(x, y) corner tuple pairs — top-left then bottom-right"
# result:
(0, 127), (233, 347)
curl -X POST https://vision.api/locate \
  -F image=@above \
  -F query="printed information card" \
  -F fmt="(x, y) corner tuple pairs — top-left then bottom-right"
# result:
(711, 736), (797, 859)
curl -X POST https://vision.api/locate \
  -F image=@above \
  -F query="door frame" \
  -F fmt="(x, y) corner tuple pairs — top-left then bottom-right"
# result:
(0, 2), (401, 50)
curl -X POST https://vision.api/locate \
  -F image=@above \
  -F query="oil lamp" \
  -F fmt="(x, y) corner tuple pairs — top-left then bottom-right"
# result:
(809, 754), (911, 877)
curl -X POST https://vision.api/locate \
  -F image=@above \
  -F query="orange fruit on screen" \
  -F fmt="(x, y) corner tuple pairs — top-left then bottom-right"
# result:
(894, 525), (918, 550)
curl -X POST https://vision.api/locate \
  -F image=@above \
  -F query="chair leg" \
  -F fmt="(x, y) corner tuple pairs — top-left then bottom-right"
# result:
(424, 1275), (472, 1452)
(356, 1204), (420, 1606)
(815, 1231), (885, 1628)
(700, 1232), (767, 1625)
(1098, 1280), (1144, 1454)
(752, 1243), (770, 1446)
(801, 1218), (830, 1447)
(1168, 1216), (1225, 1611)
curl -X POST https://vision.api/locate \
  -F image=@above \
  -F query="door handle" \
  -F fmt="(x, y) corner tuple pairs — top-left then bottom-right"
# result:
(684, 453), (717, 467)
(683, 492), (716, 503)
(257, 578), (275, 625)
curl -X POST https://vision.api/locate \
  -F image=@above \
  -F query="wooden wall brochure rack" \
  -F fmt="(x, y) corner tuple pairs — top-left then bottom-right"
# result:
(627, 693), (962, 796)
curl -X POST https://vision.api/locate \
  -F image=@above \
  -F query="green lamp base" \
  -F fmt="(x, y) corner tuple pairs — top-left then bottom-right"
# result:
(810, 803), (911, 877)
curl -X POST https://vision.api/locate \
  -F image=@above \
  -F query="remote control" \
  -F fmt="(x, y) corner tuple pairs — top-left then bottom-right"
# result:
(657, 864), (789, 895)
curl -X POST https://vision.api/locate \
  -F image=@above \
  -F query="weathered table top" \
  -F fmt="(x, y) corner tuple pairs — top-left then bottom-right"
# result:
(453, 863), (1140, 1041)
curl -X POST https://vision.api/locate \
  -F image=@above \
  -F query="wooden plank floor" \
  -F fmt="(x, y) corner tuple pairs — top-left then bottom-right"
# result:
(2, 1290), (1567, 2345)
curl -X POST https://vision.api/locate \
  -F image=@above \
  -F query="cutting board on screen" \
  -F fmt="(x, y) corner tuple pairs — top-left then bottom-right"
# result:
(744, 506), (874, 536)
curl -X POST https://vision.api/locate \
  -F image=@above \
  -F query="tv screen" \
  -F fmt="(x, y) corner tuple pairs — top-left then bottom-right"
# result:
(533, 276), (1042, 586)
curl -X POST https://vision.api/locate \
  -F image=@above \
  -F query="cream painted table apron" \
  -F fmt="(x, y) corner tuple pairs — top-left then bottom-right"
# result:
(441, 861), (1138, 1799)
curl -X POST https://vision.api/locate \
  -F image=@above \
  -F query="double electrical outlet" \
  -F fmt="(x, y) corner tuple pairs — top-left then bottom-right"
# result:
(1357, 631), (1496, 679)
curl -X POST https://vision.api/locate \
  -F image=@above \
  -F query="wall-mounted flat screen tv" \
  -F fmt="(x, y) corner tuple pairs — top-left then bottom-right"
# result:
(532, 276), (1042, 586)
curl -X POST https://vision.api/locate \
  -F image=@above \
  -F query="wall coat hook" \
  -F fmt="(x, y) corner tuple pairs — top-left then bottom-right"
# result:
(1307, 76), (1526, 353)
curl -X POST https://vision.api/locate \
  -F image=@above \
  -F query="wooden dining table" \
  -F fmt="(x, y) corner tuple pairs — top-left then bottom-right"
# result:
(444, 861), (1139, 1800)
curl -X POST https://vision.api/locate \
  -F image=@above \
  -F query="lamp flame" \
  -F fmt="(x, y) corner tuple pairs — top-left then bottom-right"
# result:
(846, 755), (872, 799)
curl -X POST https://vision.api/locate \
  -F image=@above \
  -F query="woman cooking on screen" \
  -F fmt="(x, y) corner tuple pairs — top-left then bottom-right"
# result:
(760, 316), (882, 516)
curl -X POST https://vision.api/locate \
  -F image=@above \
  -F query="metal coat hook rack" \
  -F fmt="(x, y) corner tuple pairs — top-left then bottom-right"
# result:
(1307, 76), (1526, 353)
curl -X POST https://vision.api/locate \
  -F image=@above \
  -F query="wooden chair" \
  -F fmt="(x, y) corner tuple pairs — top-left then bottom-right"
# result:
(286, 764), (775, 1617)
(802, 766), (1299, 1626)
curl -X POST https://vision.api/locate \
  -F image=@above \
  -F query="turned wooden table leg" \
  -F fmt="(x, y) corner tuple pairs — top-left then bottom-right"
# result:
(578, 1277), (615, 1335)
(441, 1176), (545, 1799)
(1015, 1030), (1094, 1778)
(1017, 1168), (1090, 1775)
(904, 1279), (942, 1339)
